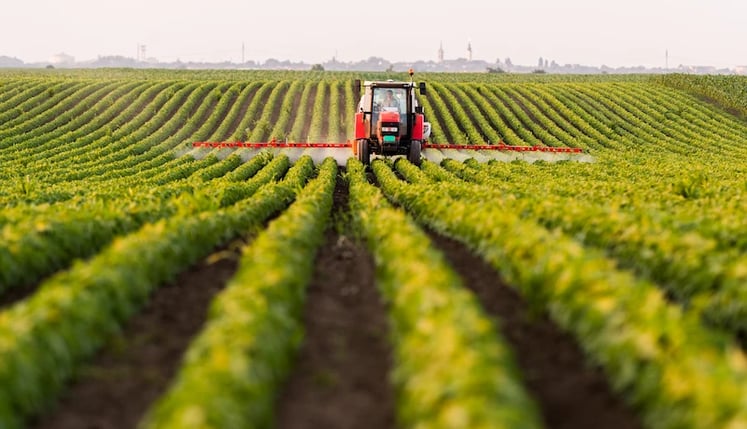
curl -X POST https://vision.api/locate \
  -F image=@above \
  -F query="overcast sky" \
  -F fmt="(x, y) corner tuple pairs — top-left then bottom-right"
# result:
(2, 0), (745, 68)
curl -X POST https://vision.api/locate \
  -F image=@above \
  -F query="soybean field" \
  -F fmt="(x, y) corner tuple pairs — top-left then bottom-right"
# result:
(1, 69), (747, 429)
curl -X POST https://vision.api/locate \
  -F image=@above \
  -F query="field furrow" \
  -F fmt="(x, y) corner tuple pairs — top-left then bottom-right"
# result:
(1, 70), (747, 429)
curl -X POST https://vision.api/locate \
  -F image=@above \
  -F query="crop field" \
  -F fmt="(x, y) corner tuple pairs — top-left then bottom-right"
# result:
(1, 69), (747, 428)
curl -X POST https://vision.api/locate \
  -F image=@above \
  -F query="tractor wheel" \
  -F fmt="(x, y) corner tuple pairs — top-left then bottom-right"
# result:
(408, 140), (422, 166)
(357, 139), (370, 166)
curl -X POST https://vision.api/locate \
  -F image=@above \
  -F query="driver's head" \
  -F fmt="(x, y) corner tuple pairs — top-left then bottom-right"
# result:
(386, 90), (393, 97)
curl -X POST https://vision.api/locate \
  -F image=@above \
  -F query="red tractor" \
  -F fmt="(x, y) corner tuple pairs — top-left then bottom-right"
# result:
(352, 70), (431, 166)
(191, 70), (584, 164)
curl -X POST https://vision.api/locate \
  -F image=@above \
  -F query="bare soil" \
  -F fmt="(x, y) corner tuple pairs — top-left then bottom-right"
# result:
(23, 174), (643, 429)
(448, 85), (491, 142)
(504, 86), (541, 124)
(189, 84), (223, 137)
(429, 232), (643, 429)
(28, 243), (243, 429)
(275, 175), (395, 429)
(0, 281), (38, 309)
(109, 82), (166, 132)
(268, 81), (292, 126)
(300, 82), (318, 142)
(289, 82), (306, 133)
(223, 82), (263, 139)
(318, 82), (331, 141)
(426, 91), (458, 143)
(201, 85), (240, 140)
(334, 83), (347, 141)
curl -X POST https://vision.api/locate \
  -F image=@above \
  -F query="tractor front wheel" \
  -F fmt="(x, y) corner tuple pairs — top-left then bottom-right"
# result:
(408, 140), (422, 166)
(357, 139), (370, 166)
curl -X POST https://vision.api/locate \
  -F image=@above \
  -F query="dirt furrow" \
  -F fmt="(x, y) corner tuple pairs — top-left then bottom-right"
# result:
(0, 282), (38, 310)
(29, 244), (243, 429)
(429, 232), (643, 429)
(275, 175), (395, 429)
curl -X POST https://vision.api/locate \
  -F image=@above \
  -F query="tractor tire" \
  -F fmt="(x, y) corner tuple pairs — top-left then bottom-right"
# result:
(408, 140), (422, 166)
(357, 139), (370, 166)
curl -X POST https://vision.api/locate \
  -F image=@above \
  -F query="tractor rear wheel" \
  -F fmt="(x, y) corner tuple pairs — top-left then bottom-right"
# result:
(357, 139), (370, 166)
(408, 140), (422, 166)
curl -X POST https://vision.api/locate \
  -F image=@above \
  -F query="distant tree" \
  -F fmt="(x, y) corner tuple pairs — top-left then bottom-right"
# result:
(486, 66), (505, 74)
(45, 64), (54, 69)
(532, 69), (547, 74)
(505, 57), (513, 67)
(311, 64), (324, 71)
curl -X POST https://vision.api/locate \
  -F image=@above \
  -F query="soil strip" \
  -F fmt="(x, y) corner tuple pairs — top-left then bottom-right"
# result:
(224, 83), (263, 139)
(429, 232), (643, 429)
(275, 175), (395, 429)
(0, 282), (38, 310)
(319, 82), (331, 140)
(299, 81), (318, 142)
(29, 244), (243, 429)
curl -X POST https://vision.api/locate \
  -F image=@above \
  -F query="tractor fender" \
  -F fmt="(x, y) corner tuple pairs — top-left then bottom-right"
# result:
(412, 114), (425, 140)
(355, 111), (366, 140)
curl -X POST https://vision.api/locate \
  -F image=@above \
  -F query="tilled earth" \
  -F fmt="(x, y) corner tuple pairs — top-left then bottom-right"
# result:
(30, 243), (243, 429)
(430, 232), (641, 429)
(28, 175), (642, 429)
(275, 176), (395, 429)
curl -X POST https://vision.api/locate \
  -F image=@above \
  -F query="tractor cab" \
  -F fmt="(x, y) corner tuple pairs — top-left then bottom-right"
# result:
(353, 71), (430, 166)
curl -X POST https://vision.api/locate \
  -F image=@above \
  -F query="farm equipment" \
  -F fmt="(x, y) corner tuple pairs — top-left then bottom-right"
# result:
(192, 70), (583, 165)
(351, 72), (429, 166)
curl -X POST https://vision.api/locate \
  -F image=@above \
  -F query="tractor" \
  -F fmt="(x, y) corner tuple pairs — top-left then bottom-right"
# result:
(191, 70), (584, 164)
(352, 70), (431, 166)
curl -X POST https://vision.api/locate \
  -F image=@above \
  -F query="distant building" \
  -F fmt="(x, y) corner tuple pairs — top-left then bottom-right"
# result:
(680, 65), (719, 74)
(49, 53), (74, 65)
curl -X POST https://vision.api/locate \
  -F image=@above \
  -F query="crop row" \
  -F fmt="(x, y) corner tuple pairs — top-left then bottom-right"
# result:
(4, 74), (747, 184)
(437, 158), (747, 334)
(653, 73), (747, 119)
(384, 158), (747, 428)
(142, 157), (336, 428)
(346, 158), (542, 428)
(2, 70), (747, 429)
(0, 154), (315, 428)
(0, 153), (285, 295)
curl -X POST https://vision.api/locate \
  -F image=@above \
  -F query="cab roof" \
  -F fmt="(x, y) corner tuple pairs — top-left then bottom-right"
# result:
(363, 80), (416, 89)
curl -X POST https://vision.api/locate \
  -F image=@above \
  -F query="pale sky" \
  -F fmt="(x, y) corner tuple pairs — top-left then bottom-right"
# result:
(1, 0), (745, 68)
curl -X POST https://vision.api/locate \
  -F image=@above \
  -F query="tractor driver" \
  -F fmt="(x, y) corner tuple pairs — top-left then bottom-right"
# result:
(381, 89), (399, 109)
